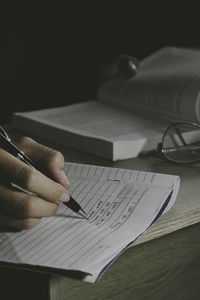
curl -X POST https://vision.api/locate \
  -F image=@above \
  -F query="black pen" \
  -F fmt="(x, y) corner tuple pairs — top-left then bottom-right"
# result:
(0, 127), (88, 220)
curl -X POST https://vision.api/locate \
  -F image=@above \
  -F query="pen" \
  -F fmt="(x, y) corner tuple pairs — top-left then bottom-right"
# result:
(0, 127), (88, 220)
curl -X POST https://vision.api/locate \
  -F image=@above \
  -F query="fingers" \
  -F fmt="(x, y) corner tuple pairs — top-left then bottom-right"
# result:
(0, 148), (70, 205)
(13, 136), (70, 189)
(0, 211), (40, 231)
(0, 183), (58, 218)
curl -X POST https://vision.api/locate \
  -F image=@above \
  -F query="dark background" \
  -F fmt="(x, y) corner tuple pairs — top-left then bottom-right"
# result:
(0, 1), (199, 122)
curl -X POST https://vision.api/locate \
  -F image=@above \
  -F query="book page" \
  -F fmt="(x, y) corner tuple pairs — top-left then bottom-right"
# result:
(16, 101), (166, 141)
(98, 47), (200, 122)
(0, 163), (179, 283)
(13, 101), (170, 160)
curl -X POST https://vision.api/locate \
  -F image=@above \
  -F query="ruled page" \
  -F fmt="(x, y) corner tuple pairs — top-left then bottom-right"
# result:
(0, 163), (179, 283)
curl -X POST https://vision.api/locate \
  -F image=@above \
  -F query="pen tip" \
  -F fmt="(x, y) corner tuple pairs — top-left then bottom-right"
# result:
(78, 209), (89, 220)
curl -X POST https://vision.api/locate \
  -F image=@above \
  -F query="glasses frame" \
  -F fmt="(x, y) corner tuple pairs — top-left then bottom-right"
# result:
(151, 122), (200, 165)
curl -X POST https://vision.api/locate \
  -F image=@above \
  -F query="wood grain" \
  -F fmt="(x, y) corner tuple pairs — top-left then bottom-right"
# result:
(50, 223), (200, 300)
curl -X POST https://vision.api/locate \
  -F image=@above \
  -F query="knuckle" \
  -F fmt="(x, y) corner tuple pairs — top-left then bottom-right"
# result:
(18, 196), (35, 218)
(16, 167), (35, 190)
(45, 149), (64, 166)
(38, 147), (65, 170)
(49, 150), (64, 163)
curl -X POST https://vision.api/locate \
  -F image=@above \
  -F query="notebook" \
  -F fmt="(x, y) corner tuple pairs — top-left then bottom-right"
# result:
(0, 163), (180, 283)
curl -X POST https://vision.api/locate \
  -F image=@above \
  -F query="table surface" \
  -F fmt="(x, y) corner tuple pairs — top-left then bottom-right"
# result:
(1, 130), (200, 300)
(50, 136), (200, 246)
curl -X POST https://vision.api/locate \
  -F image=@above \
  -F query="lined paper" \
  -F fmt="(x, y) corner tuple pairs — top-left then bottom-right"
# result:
(0, 163), (179, 282)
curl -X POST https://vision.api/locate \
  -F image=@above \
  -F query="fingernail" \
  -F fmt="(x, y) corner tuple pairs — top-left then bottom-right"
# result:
(60, 191), (70, 203)
(60, 170), (71, 187)
(129, 60), (137, 70)
(128, 60), (138, 74)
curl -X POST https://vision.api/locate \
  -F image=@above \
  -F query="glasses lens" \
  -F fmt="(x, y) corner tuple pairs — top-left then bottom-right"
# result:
(162, 123), (200, 163)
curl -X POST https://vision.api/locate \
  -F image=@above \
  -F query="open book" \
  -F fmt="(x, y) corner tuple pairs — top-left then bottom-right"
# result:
(0, 163), (179, 283)
(12, 47), (200, 160)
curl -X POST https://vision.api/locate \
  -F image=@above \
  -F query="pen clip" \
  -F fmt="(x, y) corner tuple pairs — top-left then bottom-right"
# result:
(17, 152), (35, 168)
(0, 126), (11, 140)
(0, 127), (35, 168)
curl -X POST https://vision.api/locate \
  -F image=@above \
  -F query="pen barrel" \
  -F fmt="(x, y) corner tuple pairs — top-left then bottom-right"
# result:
(0, 133), (18, 156)
(0, 133), (35, 168)
(65, 196), (81, 213)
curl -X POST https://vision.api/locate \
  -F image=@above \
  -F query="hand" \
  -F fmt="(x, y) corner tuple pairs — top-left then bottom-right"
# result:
(98, 54), (139, 85)
(0, 136), (70, 231)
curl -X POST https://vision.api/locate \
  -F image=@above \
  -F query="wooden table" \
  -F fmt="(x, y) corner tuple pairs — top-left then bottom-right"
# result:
(1, 136), (200, 300)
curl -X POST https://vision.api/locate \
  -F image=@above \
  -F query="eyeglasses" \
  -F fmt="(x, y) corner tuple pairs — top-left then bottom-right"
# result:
(144, 122), (200, 164)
